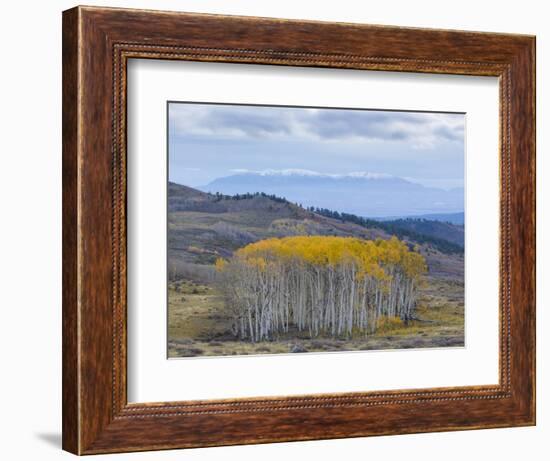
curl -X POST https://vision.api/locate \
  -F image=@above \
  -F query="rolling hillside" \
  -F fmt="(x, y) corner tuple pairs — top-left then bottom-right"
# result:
(168, 182), (386, 272)
(381, 218), (464, 247)
(168, 182), (464, 282)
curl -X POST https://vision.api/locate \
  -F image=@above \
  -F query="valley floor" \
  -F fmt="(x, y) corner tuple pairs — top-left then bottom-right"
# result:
(167, 276), (465, 358)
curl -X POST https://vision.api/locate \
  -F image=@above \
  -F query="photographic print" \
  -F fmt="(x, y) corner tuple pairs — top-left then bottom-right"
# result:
(167, 102), (465, 358)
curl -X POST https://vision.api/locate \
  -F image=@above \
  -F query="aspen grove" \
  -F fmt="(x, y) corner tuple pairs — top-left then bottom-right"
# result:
(215, 236), (427, 342)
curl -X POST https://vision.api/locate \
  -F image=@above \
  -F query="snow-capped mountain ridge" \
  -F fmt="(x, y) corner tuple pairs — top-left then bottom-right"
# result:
(229, 169), (394, 180)
(201, 169), (464, 218)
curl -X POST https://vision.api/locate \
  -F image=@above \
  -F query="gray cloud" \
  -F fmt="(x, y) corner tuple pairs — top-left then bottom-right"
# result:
(169, 103), (464, 149)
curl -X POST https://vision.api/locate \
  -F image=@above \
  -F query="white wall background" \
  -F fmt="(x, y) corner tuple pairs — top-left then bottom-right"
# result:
(0, 1), (546, 459)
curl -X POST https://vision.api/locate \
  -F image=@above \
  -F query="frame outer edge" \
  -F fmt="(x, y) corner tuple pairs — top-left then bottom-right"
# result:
(531, 36), (537, 425)
(529, 36), (536, 425)
(495, 37), (536, 425)
(62, 6), (81, 455)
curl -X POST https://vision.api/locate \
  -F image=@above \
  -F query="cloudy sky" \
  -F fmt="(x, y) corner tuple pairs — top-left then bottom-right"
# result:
(168, 102), (465, 189)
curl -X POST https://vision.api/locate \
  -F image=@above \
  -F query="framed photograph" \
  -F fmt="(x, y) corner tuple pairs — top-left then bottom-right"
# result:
(62, 6), (535, 455)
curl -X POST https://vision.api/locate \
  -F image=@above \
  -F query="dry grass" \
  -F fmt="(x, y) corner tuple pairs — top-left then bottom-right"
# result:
(167, 275), (464, 358)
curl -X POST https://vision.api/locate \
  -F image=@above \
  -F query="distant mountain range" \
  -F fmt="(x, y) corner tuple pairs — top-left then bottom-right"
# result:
(200, 169), (463, 218)
(377, 212), (465, 225)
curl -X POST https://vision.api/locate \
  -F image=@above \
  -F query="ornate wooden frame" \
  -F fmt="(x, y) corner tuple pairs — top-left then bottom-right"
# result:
(62, 5), (536, 455)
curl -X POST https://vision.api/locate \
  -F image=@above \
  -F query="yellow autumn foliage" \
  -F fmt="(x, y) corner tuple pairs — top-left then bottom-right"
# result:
(217, 235), (426, 281)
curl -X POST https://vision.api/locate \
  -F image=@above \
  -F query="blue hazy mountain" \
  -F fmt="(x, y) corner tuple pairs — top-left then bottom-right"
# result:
(405, 212), (464, 225)
(377, 211), (464, 224)
(200, 169), (464, 218)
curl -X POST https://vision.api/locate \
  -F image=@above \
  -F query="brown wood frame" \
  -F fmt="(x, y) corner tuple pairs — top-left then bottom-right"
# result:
(62, 5), (536, 455)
